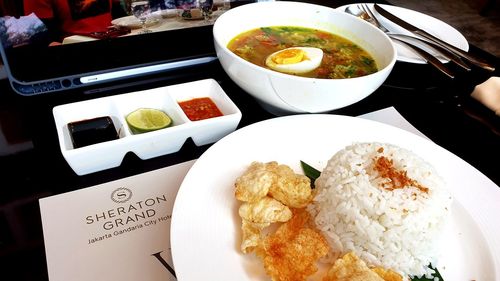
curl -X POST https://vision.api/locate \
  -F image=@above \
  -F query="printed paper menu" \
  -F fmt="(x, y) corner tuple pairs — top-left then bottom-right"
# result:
(39, 160), (195, 281)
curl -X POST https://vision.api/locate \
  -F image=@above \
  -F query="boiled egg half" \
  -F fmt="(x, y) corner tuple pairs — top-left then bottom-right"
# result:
(265, 47), (323, 74)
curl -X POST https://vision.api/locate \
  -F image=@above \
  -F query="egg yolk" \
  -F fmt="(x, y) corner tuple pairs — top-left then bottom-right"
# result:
(271, 49), (306, 64)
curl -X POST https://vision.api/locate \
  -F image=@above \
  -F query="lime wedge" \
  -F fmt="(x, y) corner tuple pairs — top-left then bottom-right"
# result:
(126, 108), (172, 134)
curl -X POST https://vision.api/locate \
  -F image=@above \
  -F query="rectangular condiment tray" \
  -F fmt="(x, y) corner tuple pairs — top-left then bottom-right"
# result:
(53, 79), (242, 175)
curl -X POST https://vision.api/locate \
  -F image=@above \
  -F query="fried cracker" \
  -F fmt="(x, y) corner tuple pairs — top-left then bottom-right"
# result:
(256, 209), (329, 281)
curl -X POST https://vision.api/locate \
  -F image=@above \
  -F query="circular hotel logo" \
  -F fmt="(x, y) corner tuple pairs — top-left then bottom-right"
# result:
(111, 187), (133, 204)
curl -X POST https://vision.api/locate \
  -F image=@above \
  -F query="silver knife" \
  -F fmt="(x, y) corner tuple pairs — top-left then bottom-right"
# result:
(374, 4), (495, 71)
(389, 36), (454, 78)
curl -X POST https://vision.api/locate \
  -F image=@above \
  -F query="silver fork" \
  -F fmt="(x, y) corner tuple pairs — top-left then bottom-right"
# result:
(355, 4), (451, 78)
(358, 3), (470, 72)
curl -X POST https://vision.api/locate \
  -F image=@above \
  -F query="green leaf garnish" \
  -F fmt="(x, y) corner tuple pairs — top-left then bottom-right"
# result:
(300, 160), (320, 188)
(410, 264), (443, 281)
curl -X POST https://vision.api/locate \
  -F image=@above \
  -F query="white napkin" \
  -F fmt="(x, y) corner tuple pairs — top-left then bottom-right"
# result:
(471, 77), (500, 116)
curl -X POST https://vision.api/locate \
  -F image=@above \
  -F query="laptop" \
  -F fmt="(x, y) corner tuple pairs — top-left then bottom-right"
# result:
(0, 4), (220, 96)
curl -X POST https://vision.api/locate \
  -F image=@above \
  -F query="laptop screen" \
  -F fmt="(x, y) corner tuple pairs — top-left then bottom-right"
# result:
(0, 0), (234, 96)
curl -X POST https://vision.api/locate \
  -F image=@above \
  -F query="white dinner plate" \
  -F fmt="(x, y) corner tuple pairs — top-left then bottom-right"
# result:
(111, 15), (161, 29)
(170, 115), (499, 280)
(336, 3), (469, 64)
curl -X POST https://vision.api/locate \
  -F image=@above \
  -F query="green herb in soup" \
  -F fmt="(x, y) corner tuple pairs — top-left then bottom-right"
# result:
(227, 26), (378, 79)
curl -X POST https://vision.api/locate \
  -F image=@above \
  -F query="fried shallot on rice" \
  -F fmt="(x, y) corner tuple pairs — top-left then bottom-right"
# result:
(256, 209), (329, 281)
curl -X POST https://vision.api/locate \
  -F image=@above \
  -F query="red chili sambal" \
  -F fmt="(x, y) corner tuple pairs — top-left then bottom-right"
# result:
(178, 97), (223, 121)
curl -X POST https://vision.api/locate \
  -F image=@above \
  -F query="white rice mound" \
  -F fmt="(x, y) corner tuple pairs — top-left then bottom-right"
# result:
(308, 142), (452, 278)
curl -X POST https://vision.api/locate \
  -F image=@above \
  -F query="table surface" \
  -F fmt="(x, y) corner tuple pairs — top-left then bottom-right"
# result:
(0, 0), (499, 280)
(62, 8), (224, 44)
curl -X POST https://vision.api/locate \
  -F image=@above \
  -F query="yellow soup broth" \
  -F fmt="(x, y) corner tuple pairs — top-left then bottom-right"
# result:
(227, 26), (378, 79)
